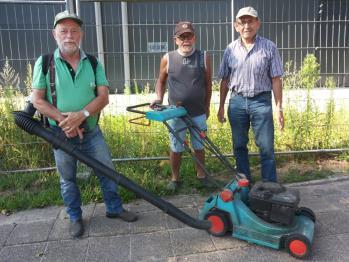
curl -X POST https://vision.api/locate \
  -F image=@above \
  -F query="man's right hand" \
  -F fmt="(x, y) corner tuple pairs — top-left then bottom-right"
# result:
(64, 126), (85, 139)
(150, 99), (163, 109)
(217, 107), (226, 123)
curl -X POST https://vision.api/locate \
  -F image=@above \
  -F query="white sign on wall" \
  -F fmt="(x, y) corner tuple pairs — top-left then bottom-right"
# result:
(147, 42), (168, 53)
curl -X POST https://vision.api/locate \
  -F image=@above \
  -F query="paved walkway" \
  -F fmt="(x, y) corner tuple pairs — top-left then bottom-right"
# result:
(1, 176), (349, 262)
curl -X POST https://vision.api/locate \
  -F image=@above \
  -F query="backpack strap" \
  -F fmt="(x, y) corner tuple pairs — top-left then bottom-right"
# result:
(85, 53), (100, 123)
(42, 53), (53, 76)
(41, 53), (56, 107)
(48, 55), (57, 109)
(86, 53), (98, 77)
(47, 54), (59, 125)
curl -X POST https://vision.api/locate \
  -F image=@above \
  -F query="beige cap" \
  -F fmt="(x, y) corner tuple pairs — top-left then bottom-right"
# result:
(236, 6), (258, 19)
(54, 11), (83, 28)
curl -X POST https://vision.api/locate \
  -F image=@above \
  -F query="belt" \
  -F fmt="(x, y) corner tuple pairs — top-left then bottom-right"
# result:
(231, 91), (271, 98)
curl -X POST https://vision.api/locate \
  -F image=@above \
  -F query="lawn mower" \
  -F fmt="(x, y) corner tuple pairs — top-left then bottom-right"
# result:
(126, 103), (316, 259)
(14, 103), (315, 259)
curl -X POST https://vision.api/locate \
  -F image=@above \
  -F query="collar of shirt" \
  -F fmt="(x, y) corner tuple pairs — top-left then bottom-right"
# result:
(55, 48), (86, 61)
(176, 48), (195, 57)
(238, 35), (260, 50)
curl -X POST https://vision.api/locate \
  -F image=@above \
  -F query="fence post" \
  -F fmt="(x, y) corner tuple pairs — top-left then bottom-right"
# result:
(94, 2), (105, 68)
(122, 1), (131, 90)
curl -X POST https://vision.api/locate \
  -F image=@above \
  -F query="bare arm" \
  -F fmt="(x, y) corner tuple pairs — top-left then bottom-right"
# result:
(217, 78), (229, 123)
(150, 54), (168, 107)
(204, 52), (212, 119)
(272, 76), (284, 130)
(32, 88), (66, 123)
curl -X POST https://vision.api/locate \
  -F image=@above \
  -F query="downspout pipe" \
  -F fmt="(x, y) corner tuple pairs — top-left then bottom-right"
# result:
(13, 111), (211, 230)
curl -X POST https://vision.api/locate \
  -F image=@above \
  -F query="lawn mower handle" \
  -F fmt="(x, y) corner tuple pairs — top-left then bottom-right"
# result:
(126, 103), (150, 114)
(13, 111), (211, 230)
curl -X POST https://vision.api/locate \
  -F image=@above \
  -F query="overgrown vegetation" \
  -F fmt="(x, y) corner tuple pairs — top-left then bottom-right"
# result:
(0, 54), (348, 213)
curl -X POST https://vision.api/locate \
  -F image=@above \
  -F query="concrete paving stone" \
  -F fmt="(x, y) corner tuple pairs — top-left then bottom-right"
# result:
(169, 251), (221, 262)
(57, 203), (95, 222)
(3, 177), (349, 262)
(86, 235), (130, 262)
(89, 215), (131, 237)
(209, 234), (249, 250)
(312, 187), (346, 198)
(163, 194), (198, 208)
(92, 203), (112, 217)
(165, 207), (199, 230)
(169, 228), (216, 256)
(310, 251), (348, 261)
(130, 211), (166, 234)
(337, 233), (349, 252)
(316, 210), (349, 235)
(125, 198), (159, 213)
(48, 217), (91, 240)
(298, 197), (339, 213)
(193, 194), (210, 209)
(326, 195), (349, 211)
(0, 243), (46, 262)
(311, 234), (347, 256)
(334, 183), (349, 195)
(130, 231), (172, 261)
(5, 220), (54, 246)
(41, 239), (88, 261)
(0, 206), (61, 225)
(0, 224), (15, 246)
(216, 246), (297, 262)
(312, 220), (331, 237)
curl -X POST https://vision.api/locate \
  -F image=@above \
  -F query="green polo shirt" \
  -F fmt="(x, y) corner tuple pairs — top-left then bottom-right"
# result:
(32, 48), (109, 129)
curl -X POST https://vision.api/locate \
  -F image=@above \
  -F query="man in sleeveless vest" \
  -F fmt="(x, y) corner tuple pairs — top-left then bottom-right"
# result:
(31, 11), (137, 238)
(151, 21), (214, 191)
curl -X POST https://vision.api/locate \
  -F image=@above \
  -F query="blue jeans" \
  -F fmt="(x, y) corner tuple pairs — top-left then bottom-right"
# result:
(52, 125), (123, 221)
(227, 92), (277, 182)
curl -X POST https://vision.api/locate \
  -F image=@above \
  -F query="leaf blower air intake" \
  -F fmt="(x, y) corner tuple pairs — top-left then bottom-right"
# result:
(13, 111), (210, 230)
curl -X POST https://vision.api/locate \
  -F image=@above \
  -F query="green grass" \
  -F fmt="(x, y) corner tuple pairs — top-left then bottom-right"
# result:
(1, 152), (347, 214)
(1, 91), (349, 213)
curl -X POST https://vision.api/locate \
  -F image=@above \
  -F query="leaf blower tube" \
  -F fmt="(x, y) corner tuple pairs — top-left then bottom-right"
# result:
(13, 111), (211, 230)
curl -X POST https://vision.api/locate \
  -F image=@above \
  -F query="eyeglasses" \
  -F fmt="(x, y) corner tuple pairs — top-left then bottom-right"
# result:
(177, 33), (194, 41)
(236, 19), (257, 27)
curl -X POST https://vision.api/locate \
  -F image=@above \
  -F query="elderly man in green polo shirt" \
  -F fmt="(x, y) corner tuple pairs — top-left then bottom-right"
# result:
(31, 11), (137, 238)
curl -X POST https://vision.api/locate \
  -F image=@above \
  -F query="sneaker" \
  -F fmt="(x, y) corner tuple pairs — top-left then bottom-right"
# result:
(106, 210), (138, 222)
(166, 180), (182, 191)
(197, 177), (221, 189)
(69, 219), (84, 237)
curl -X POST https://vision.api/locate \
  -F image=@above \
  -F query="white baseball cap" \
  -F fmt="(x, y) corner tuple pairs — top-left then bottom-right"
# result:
(236, 6), (258, 19)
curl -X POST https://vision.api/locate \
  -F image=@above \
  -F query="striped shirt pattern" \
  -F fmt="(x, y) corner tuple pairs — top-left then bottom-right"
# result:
(218, 35), (284, 97)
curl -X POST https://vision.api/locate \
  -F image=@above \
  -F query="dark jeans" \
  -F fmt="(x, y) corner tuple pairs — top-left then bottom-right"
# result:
(52, 125), (123, 221)
(227, 92), (277, 182)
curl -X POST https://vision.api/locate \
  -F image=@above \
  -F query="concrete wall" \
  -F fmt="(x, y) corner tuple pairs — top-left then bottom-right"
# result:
(105, 88), (349, 116)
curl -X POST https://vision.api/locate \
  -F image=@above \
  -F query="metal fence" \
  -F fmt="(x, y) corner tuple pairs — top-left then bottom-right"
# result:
(0, 0), (348, 173)
(0, 0), (348, 93)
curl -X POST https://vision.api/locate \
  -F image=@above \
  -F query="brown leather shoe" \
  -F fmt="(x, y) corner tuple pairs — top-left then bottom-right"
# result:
(106, 210), (138, 222)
